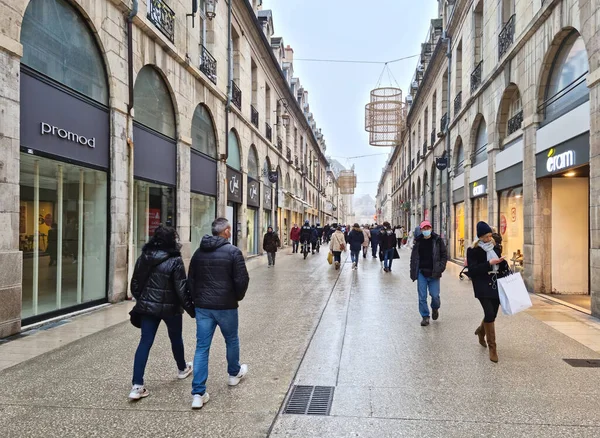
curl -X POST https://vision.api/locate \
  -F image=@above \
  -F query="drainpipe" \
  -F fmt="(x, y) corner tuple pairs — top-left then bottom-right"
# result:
(224, 0), (232, 162)
(126, 0), (138, 298)
(444, 32), (452, 246)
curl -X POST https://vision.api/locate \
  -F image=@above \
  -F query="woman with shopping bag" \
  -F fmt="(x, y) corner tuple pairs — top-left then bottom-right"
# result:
(466, 221), (510, 363)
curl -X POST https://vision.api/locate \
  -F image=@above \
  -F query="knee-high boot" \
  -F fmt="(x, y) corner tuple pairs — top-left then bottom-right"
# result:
(474, 320), (487, 347)
(483, 322), (498, 363)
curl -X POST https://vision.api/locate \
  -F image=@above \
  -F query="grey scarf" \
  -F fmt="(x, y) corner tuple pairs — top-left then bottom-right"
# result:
(479, 240), (498, 273)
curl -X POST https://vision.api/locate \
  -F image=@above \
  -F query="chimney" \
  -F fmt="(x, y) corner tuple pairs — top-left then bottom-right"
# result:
(285, 45), (294, 63)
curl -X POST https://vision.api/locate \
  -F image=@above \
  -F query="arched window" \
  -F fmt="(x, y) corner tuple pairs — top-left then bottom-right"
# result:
(134, 66), (176, 139)
(472, 118), (488, 166)
(227, 130), (241, 170)
(191, 105), (217, 158)
(454, 140), (465, 176)
(545, 32), (589, 120)
(21, 0), (108, 105)
(263, 158), (272, 187)
(247, 146), (259, 179)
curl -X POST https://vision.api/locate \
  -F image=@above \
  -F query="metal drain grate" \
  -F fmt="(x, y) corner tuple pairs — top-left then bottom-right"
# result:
(284, 385), (334, 415)
(564, 359), (600, 368)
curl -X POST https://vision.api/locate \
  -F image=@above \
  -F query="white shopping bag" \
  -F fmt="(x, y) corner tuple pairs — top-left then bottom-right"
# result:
(497, 273), (532, 316)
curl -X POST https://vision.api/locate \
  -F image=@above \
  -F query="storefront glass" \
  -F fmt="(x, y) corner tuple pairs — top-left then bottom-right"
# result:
(191, 193), (216, 252)
(472, 197), (488, 237)
(499, 187), (524, 271)
(133, 181), (175, 257)
(246, 208), (258, 254)
(454, 202), (465, 259)
(20, 153), (107, 319)
(263, 211), (272, 235)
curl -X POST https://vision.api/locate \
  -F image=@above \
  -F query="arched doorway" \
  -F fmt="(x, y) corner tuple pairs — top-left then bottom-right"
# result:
(19, 0), (110, 321)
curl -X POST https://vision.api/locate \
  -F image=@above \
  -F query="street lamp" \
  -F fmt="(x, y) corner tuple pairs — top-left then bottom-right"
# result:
(205, 0), (218, 20)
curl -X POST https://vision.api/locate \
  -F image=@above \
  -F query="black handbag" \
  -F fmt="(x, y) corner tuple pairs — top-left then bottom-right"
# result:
(393, 248), (400, 259)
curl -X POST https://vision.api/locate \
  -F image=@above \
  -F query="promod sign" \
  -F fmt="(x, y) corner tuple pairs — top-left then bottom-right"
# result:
(546, 148), (575, 173)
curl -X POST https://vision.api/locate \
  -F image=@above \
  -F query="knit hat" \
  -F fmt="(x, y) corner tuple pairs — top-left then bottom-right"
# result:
(476, 221), (493, 238)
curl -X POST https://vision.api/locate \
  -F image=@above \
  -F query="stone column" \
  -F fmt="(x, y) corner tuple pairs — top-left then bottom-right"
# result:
(177, 136), (192, 265)
(522, 119), (540, 292)
(588, 75), (600, 316)
(464, 159), (473, 243)
(217, 159), (228, 218)
(0, 42), (22, 337)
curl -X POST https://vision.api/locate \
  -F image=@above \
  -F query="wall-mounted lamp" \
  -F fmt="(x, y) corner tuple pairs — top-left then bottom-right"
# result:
(206, 0), (218, 20)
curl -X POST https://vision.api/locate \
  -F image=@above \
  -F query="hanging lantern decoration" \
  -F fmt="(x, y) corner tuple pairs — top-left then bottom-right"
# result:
(365, 87), (407, 147)
(338, 169), (357, 195)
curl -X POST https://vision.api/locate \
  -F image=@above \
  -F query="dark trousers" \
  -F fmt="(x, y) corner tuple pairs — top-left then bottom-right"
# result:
(292, 240), (299, 253)
(132, 314), (187, 385)
(478, 297), (501, 323)
(371, 240), (379, 257)
(332, 251), (342, 263)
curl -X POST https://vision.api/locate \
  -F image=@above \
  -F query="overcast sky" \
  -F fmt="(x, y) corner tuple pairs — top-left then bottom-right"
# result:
(261, 0), (440, 197)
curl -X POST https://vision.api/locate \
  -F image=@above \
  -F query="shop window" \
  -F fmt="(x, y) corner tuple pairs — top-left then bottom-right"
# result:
(454, 202), (465, 259)
(227, 130), (241, 170)
(248, 146), (259, 179)
(20, 153), (107, 319)
(134, 66), (176, 139)
(454, 142), (464, 176)
(191, 105), (217, 158)
(191, 193), (216, 251)
(133, 181), (175, 258)
(472, 118), (488, 166)
(544, 32), (589, 120)
(498, 187), (524, 271)
(21, 0), (108, 105)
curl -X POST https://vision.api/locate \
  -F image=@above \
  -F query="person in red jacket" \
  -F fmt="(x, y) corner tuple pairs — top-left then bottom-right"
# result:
(290, 223), (301, 253)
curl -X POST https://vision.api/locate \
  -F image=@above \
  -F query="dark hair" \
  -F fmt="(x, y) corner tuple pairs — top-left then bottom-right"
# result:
(212, 217), (230, 236)
(143, 225), (181, 253)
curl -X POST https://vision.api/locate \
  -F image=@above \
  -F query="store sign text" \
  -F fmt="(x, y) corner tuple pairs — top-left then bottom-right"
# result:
(546, 149), (575, 173)
(41, 122), (95, 148)
(472, 184), (486, 197)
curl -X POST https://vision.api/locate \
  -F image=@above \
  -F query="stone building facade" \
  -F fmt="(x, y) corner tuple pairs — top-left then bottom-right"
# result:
(379, 0), (600, 316)
(0, 0), (332, 336)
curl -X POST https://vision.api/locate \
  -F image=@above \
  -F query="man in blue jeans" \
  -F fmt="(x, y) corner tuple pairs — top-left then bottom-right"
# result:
(187, 218), (250, 409)
(409, 221), (448, 326)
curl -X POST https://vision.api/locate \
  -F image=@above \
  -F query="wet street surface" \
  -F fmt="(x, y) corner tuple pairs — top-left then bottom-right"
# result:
(1, 247), (600, 437)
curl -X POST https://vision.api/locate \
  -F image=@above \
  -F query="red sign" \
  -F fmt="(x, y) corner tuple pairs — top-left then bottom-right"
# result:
(500, 215), (507, 235)
(148, 208), (161, 236)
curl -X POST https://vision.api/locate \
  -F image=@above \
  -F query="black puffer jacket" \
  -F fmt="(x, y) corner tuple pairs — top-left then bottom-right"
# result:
(188, 236), (250, 310)
(131, 250), (195, 319)
(466, 245), (510, 299)
(409, 233), (448, 281)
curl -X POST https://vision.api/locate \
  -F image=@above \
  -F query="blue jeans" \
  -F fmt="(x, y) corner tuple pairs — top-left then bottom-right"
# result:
(383, 248), (395, 269)
(417, 271), (441, 317)
(292, 240), (299, 253)
(350, 250), (360, 266)
(371, 240), (379, 257)
(132, 314), (187, 385)
(192, 308), (241, 395)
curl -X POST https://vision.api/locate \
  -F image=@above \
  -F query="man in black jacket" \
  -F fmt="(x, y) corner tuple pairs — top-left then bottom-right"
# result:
(410, 221), (448, 326)
(188, 218), (250, 409)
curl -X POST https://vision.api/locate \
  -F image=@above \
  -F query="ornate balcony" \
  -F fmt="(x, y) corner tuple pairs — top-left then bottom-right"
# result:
(286, 148), (292, 162)
(251, 105), (259, 128)
(498, 15), (516, 59)
(294, 155), (299, 167)
(454, 91), (462, 115)
(231, 80), (242, 110)
(277, 137), (283, 151)
(471, 60), (483, 93)
(440, 113), (448, 132)
(431, 129), (436, 147)
(266, 123), (272, 142)
(147, 0), (175, 43)
(507, 110), (523, 136)
(422, 141), (427, 157)
(199, 45), (217, 85)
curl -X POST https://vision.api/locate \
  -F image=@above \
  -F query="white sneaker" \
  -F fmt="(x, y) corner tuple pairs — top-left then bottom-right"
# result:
(191, 393), (210, 409)
(178, 362), (193, 379)
(128, 384), (149, 400)
(228, 364), (248, 386)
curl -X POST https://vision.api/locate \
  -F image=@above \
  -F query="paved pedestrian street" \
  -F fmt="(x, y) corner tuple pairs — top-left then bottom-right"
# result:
(1, 248), (600, 437)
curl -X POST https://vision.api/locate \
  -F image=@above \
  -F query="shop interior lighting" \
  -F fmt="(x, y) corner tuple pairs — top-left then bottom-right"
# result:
(564, 171), (577, 177)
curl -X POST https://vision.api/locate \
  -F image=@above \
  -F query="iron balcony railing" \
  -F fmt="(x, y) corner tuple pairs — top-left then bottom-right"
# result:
(537, 71), (588, 115)
(277, 137), (283, 151)
(431, 129), (436, 147)
(286, 147), (292, 162)
(422, 141), (427, 157)
(265, 123), (272, 142)
(199, 45), (217, 85)
(294, 155), (299, 167)
(231, 80), (242, 110)
(507, 110), (523, 136)
(411, 158), (415, 171)
(147, 0), (175, 43)
(251, 105), (259, 128)
(498, 15), (516, 59)
(440, 112), (448, 132)
(454, 91), (462, 115)
(471, 60), (483, 93)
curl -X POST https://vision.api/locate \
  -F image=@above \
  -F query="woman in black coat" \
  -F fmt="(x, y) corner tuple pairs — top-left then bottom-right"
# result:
(347, 224), (365, 270)
(467, 221), (510, 363)
(129, 226), (195, 400)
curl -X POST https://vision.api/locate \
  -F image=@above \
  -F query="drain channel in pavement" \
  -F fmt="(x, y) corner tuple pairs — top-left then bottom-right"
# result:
(563, 359), (600, 367)
(284, 385), (335, 415)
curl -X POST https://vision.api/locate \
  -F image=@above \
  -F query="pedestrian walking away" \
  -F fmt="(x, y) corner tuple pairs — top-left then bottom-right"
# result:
(410, 221), (448, 326)
(380, 222), (398, 273)
(361, 225), (371, 259)
(467, 221), (510, 363)
(128, 225), (195, 401)
(394, 225), (403, 249)
(263, 226), (281, 267)
(370, 224), (381, 258)
(290, 223), (301, 253)
(329, 224), (346, 270)
(348, 223), (365, 270)
(188, 218), (250, 409)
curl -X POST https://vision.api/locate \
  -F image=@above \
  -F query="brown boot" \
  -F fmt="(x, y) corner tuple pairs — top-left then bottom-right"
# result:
(474, 320), (487, 347)
(483, 322), (498, 363)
